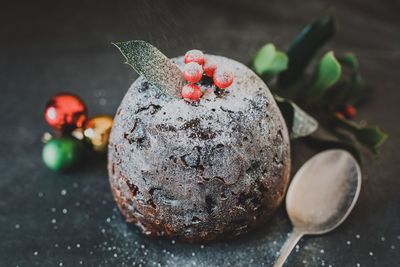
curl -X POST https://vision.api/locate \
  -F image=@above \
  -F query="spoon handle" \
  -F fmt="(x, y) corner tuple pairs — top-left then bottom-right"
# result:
(273, 229), (303, 267)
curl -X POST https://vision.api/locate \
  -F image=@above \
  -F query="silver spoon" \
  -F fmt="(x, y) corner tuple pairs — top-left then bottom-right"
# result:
(273, 149), (362, 267)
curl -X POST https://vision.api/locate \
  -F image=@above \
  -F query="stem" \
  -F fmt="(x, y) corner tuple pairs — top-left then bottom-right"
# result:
(273, 228), (304, 267)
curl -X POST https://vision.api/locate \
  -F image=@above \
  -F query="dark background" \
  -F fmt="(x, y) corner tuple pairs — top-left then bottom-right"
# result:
(1, 0), (399, 266)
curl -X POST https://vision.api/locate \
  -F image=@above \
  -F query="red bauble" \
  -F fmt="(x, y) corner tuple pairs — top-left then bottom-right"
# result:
(45, 93), (87, 132)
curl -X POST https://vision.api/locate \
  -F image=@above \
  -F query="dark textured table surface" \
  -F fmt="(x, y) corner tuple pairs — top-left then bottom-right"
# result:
(1, 0), (399, 266)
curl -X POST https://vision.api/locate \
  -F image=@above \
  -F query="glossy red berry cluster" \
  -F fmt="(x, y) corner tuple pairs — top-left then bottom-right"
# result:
(181, 49), (234, 102)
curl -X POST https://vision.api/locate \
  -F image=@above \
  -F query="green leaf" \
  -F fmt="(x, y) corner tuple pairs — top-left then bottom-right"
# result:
(278, 13), (336, 87)
(251, 44), (288, 78)
(269, 52), (289, 75)
(275, 95), (318, 139)
(356, 127), (387, 154)
(339, 53), (359, 70)
(335, 117), (387, 154)
(319, 53), (366, 107)
(113, 40), (184, 98)
(307, 51), (341, 102)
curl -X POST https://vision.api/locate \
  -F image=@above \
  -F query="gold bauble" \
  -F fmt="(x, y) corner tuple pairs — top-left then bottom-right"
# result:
(84, 115), (113, 153)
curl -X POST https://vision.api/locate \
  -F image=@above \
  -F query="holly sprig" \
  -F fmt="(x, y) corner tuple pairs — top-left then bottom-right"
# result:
(250, 13), (387, 160)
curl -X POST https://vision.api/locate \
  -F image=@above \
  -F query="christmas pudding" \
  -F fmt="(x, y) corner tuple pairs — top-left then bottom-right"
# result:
(108, 41), (291, 242)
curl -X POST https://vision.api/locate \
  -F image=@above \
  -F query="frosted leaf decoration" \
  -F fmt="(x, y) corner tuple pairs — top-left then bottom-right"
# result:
(113, 40), (184, 98)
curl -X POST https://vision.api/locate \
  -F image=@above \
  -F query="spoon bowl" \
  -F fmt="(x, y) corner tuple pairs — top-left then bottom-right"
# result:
(287, 149), (362, 234)
(273, 149), (362, 267)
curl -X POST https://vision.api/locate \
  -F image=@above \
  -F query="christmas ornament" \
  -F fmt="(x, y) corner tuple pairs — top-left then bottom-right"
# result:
(44, 93), (87, 132)
(42, 137), (83, 171)
(84, 115), (113, 153)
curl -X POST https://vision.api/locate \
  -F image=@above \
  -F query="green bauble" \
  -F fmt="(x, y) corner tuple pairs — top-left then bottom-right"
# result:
(42, 137), (83, 171)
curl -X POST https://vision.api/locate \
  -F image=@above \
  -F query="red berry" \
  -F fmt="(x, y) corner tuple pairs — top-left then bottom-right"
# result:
(213, 68), (234, 89)
(181, 84), (203, 101)
(183, 62), (203, 83)
(203, 58), (217, 77)
(184, 49), (205, 65)
(344, 104), (357, 119)
(45, 93), (87, 132)
(335, 112), (345, 120)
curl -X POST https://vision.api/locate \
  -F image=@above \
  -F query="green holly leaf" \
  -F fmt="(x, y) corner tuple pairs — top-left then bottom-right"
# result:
(278, 13), (336, 87)
(307, 51), (341, 102)
(339, 53), (359, 70)
(319, 53), (366, 107)
(251, 44), (288, 79)
(113, 40), (184, 98)
(335, 117), (387, 154)
(356, 127), (387, 154)
(275, 95), (318, 139)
